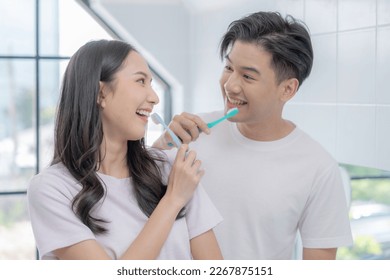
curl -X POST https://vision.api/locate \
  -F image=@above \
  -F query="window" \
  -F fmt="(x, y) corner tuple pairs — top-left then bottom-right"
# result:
(0, 0), (170, 259)
(337, 164), (390, 260)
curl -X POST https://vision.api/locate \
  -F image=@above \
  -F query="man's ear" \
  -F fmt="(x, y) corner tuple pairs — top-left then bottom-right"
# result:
(280, 78), (299, 102)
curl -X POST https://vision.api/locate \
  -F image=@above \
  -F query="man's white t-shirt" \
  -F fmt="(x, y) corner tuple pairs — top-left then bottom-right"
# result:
(172, 110), (353, 259)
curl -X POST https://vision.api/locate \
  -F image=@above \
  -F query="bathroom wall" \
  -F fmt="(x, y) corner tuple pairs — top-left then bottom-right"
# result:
(98, 0), (390, 171)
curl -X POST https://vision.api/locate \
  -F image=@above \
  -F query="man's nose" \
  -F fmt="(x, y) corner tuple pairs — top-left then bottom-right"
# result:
(224, 74), (241, 95)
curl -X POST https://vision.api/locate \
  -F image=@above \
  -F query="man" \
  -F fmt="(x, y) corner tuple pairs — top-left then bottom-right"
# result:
(153, 11), (353, 259)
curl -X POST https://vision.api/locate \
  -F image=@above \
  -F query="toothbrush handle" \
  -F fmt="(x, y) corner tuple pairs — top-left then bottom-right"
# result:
(207, 117), (226, 128)
(206, 108), (238, 129)
(165, 126), (182, 148)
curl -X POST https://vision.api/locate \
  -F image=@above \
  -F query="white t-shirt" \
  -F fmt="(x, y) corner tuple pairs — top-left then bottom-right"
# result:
(27, 150), (222, 260)
(171, 110), (353, 259)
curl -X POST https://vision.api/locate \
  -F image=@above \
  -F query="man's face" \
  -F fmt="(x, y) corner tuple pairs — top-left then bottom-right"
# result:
(219, 40), (286, 126)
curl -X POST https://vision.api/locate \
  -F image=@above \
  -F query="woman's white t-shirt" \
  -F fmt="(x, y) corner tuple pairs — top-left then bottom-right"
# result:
(27, 152), (222, 260)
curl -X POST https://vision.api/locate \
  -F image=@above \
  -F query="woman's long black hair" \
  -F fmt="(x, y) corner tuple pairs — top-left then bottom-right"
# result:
(52, 40), (174, 234)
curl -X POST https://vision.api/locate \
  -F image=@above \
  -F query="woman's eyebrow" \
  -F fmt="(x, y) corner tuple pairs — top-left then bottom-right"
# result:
(133, 71), (148, 77)
(133, 71), (153, 82)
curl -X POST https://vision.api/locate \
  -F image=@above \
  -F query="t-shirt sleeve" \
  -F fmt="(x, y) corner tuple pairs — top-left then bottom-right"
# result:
(185, 184), (223, 240)
(299, 163), (353, 248)
(27, 172), (96, 259)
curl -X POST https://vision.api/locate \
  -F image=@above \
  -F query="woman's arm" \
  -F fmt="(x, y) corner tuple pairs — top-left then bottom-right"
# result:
(54, 195), (184, 259)
(190, 230), (223, 260)
(54, 144), (204, 260)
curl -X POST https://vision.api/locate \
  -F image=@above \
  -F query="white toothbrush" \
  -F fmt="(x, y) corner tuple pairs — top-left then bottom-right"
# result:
(151, 113), (182, 148)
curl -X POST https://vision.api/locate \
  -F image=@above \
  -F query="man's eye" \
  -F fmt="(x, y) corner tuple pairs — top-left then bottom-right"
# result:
(137, 78), (145, 84)
(224, 65), (233, 71)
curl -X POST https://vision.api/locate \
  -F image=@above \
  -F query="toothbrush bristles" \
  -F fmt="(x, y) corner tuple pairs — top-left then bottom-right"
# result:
(227, 107), (239, 117)
(151, 113), (163, 125)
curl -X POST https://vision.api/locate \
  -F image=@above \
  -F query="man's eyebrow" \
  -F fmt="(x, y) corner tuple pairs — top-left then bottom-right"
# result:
(225, 55), (260, 75)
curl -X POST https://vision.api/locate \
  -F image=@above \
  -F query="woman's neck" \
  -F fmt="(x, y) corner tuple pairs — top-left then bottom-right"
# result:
(98, 138), (129, 179)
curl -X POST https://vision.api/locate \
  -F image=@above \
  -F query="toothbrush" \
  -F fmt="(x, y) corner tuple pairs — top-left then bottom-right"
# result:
(151, 108), (239, 147)
(206, 107), (239, 128)
(151, 113), (182, 148)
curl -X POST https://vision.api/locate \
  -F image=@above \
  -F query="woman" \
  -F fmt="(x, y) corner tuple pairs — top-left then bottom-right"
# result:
(27, 39), (223, 260)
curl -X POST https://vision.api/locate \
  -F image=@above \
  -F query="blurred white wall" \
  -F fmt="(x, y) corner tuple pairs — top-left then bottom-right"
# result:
(96, 0), (390, 171)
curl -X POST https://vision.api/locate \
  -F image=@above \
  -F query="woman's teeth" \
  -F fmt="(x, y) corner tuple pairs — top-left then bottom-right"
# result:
(136, 110), (150, 117)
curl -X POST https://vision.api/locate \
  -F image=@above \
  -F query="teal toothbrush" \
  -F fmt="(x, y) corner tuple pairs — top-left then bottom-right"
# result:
(152, 108), (239, 147)
(206, 107), (239, 128)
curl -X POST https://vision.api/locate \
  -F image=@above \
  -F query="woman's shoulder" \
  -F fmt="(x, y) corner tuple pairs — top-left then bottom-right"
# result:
(27, 162), (79, 198)
(29, 162), (72, 183)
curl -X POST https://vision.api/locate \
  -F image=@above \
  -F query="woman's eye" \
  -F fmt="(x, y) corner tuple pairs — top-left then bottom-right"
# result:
(137, 78), (146, 84)
(224, 65), (233, 71)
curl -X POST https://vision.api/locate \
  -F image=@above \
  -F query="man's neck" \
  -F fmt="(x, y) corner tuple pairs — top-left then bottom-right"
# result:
(236, 119), (296, 141)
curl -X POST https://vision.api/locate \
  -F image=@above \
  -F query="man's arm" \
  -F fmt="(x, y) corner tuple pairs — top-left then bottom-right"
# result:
(303, 248), (337, 260)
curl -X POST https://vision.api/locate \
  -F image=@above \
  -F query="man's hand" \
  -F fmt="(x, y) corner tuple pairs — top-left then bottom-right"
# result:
(153, 112), (210, 149)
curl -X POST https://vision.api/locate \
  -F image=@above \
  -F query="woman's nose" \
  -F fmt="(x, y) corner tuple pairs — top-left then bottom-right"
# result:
(148, 88), (160, 105)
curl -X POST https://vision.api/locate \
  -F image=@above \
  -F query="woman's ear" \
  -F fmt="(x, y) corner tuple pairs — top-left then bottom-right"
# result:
(280, 78), (299, 102)
(97, 81), (107, 108)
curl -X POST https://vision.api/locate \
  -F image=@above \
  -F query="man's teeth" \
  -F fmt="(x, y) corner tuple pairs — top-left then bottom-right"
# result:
(136, 110), (150, 117)
(228, 97), (246, 105)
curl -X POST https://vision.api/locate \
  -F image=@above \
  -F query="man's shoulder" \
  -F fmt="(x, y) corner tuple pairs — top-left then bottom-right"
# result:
(198, 110), (224, 123)
(294, 127), (338, 165)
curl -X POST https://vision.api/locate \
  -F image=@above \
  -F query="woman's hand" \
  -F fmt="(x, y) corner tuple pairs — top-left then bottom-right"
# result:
(165, 144), (205, 208)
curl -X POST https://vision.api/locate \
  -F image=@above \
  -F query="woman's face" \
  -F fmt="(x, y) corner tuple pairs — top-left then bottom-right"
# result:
(99, 51), (159, 143)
